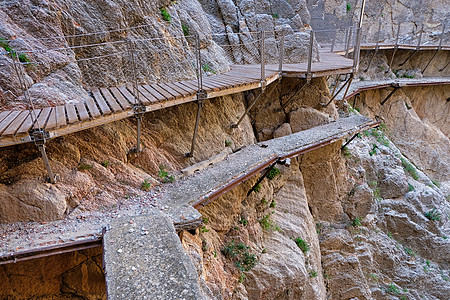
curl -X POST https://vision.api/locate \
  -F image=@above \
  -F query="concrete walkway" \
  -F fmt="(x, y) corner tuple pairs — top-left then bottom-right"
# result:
(103, 212), (204, 300)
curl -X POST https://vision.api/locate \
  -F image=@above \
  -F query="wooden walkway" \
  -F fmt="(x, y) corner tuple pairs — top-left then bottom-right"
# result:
(0, 52), (354, 148)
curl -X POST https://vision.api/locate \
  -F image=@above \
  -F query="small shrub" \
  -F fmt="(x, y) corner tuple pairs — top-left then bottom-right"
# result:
(203, 217), (209, 224)
(431, 180), (441, 188)
(239, 217), (248, 226)
(294, 237), (310, 254)
(272, 13), (279, 19)
(401, 158), (419, 180)
(424, 209), (441, 222)
(269, 199), (276, 208)
(369, 273), (378, 281)
(369, 144), (378, 156)
(222, 241), (258, 273)
(238, 273), (246, 283)
(267, 167), (281, 180)
(261, 248), (267, 254)
(385, 283), (401, 295)
(352, 217), (362, 227)
(78, 163), (93, 171)
(200, 226), (209, 233)
(309, 270), (318, 277)
(359, 76), (365, 81)
(404, 246), (416, 257)
(259, 213), (278, 231)
(408, 183), (414, 192)
(101, 160), (110, 168)
(158, 165), (175, 183)
(182, 24), (190, 36)
(254, 184), (261, 193)
(342, 146), (352, 157)
(141, 179), (151, 191)
(346, 2), (351, 12)
(225, 139), (232, 147)
(202, 63), (216, 74)
(387, 231), (393, 239)
(160, 7), (171, 22)
(261, 198), (269, 205)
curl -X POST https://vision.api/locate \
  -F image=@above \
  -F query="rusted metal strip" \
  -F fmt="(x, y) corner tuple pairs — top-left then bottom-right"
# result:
(0, 237), (102, 265)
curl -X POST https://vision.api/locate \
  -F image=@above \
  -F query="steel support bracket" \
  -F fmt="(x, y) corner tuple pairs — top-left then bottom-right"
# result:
(381, 86), (401, 105)
(185, 96), (205, 158)
(29, 129), (56, 184)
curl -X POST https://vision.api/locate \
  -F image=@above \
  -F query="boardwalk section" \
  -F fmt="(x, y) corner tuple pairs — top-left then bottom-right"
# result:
(0, 52), (354, 148)
(103, 213), (204, 300)
(334, 77), (450, 101)
(0, 115), (376, 263)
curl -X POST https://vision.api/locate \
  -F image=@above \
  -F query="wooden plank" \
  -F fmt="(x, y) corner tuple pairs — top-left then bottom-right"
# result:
(2, 111), (29, 136)
(142, 85), (167, 101)
(137, 86), (158, 103)
(75, 102), (90, 121)
(118, 86), (137, 105)
(158, 83), (184, 98)
(85, 92), (101, 118)
(124, 85), (150, 106)
(109, 87), (132, 110)
(0, 111), (12, 123)
(55, 105), (67, 128)
(100, 88), (123, 112)
(15, 111), (35, 135)
(208, 75), (246, 87)
(150, 84), (175, 100)
(34, 107), (52, 129)
(0, 111), (21, 135)
(45, 107), (58, 130)
(66, 103), (78, 124)
(91, 89), (110, 115)
(171, 82), (196, 95)
(178, 80), (200, 92)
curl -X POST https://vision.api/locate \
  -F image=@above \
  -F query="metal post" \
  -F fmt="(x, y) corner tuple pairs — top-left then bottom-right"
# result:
(388, 22), (401, 72)
(330, 29), (336, 52)
(399, 23), (423, 66)
(422, 23), (445, 73)
(38, 144), (56, 184)
(136, 115), (142, 153)
(345, 26), (353, 58)
(353, 27), (362, 72)
(342, 74), (354, 101)
(127, 39), (141, 105)
(260, 30), (266, 90)
(365, 18), (382, 72)
(278, 30), (285, 77)
(330, 74), (341, 96)
(324, 74), (353, 106)
(306, 30), (314, 82)
(186, 100), (204, 157)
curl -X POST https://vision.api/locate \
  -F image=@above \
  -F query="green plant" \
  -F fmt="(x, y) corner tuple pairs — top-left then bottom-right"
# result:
(267, 167), (281, 180)
(405, 101), (412, 110)
(203, 217), (209, 224)
(424, 209), (441, 222)
(387, 231), (393, 239)
(431, 180), (441, 188)
(78, 163), (93, 171)
(182, 24), (190, 36)
(352, 217), (362, 227)
(259, 213), (279, 231)
(0, 37), (30, 63)
(160, 7), (172, 22)
(239, 217), (248, 226)
(426, 260), (430, 267)
(200, 225), (209, 233)
(316, 222), (323, 234)
(385, 283), (401, 295)
(408, 183), (415, 192)
(238, 273), (246, 283)
(369, 144), (378, 156)
(222, 241), (258, 272)
(359, 76), (365, 81)
(225, 139), (232, 147)
(254, 184), (261, 193)
(309, 270), (318, 277)
(346, 2), (351, 12)
(202, 63), (216, 74)
(101, 160), (110, 168)
(261, 198), (269, 205)
(261, 248), (267, 254)
(269, 199), (276, 208)
(404, 246), (416, 257)
(213, 250), (217, 257)
(141, 179), (151, 191)
(294, 237), (310, 254)
(402, 73), (415, 79)
(369, 273), (378, 281)
(158, 165), (175, 183)
(342, 146), (352, 157)
(272, 13), (279, 19)
(377, 135), (390, 147)
(401, 158), (419, 180)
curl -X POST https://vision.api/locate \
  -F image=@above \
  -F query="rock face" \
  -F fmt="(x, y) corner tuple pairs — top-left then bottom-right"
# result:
(0, 247), (105, 299)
